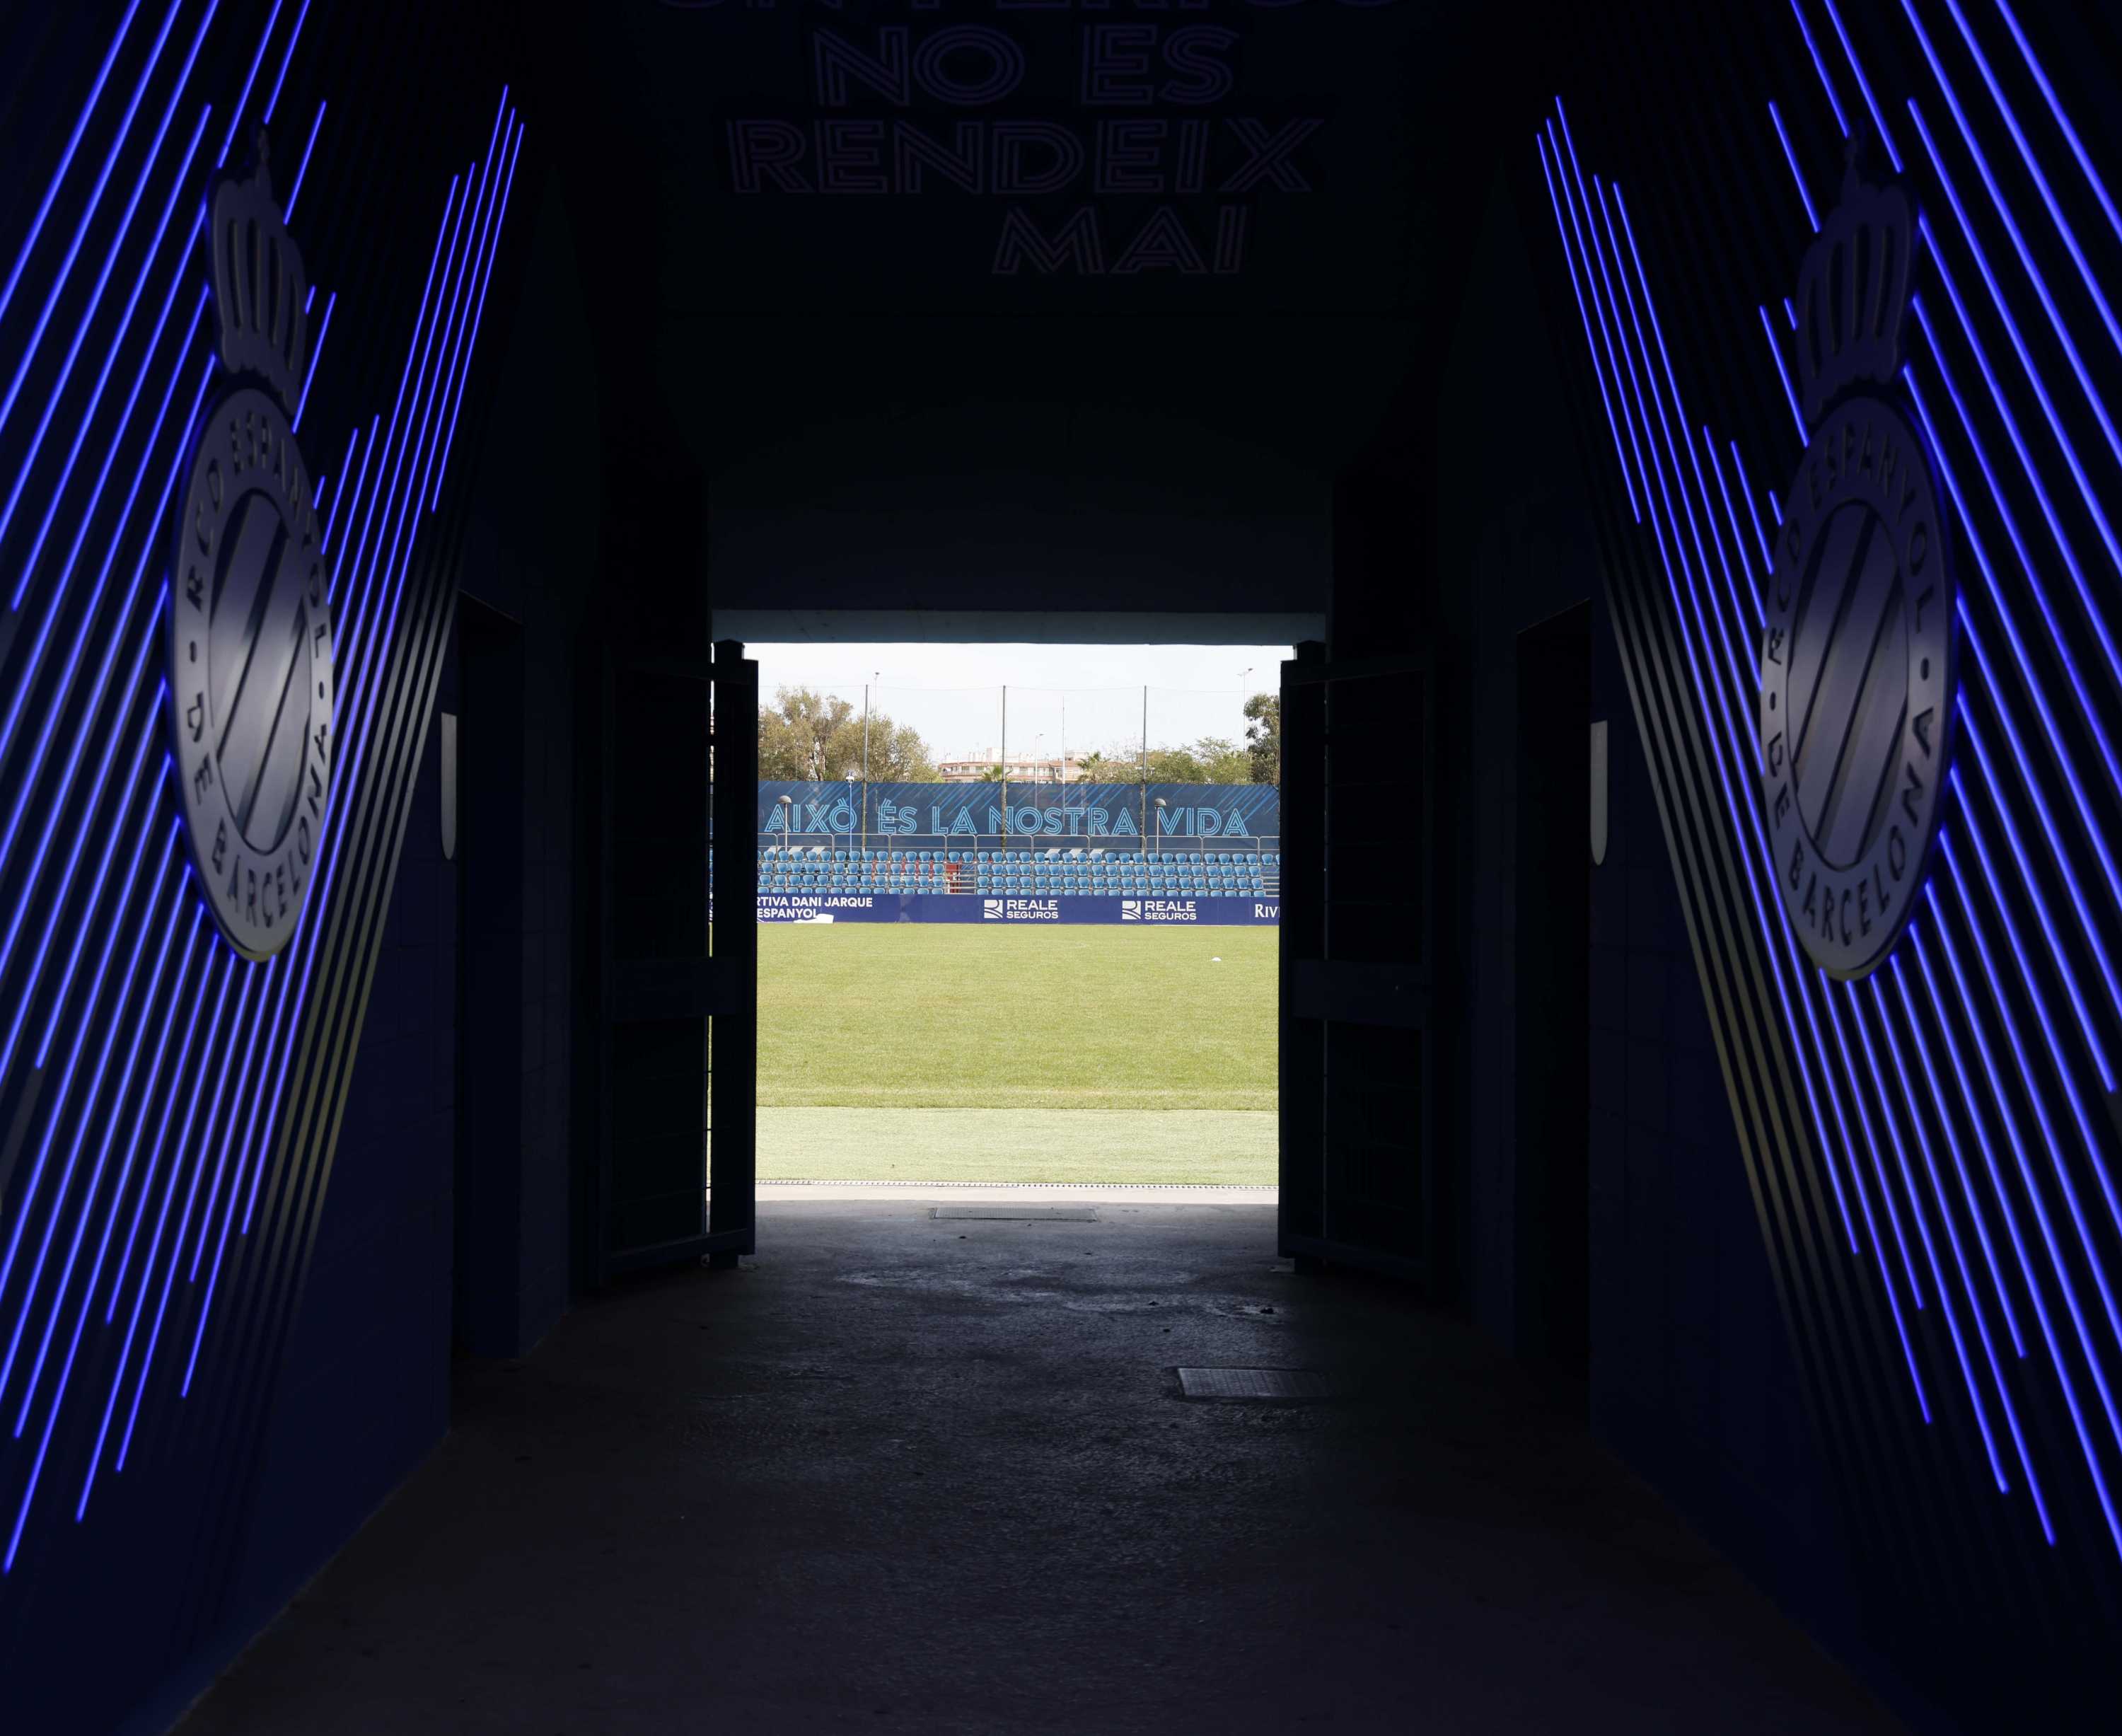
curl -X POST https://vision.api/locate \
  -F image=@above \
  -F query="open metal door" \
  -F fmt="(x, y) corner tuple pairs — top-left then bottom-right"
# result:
(589, 638), (756, 1282)
(1278, 640), (1435, 1284)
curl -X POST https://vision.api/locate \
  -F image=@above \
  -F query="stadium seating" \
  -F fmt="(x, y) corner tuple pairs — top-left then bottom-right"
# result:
(751, 843), (1274, 898)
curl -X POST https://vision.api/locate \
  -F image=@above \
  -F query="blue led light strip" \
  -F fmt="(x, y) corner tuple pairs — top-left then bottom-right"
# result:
(0, 0), (193, 456)
(1906, 112), (2122, 731)
(1540, 128), (1653, 521)
(0, 790), (175, 1399)
(261, 0), (314, 128)
(1700, 433), (1766, 619)
(1821, 0), (1903, 170)
(1908, 308), (2122, 806)
(1787, 0), (1850, 139)
(2, 101), (211, 584)
(286, 100), (327, 221)
(431, 120), (526, 509)
(1549, 106), (1957, 1422)
(1729, 440), (1774, 569)
(1991, 0), (2122, 254)
(1901, 357), (2122, 1082)
(1932, 848), (2122, 1556)
(1758, 305), (1807, 442)
(1901, 6), (2122, 499)
(1937, 0), (2122, 366)
(6, 903), (204, 1567)
(193, 110), (521, 1397)
(0, 357), (212, 1077)
(8, 872), (191, 1432)
(326, 416), (377, 560)
(174, 172), (479, 1292)
(1770, 102), (1820, 231)
(214, 0), (281, 166)
(0, 1), (144, 328)
(294, 290), (335, 428)
(77, 946), (233, 1514)
(1543, 122), (1896, 1290)
(221, 112), (517, 1288)
(1866, 975), (2046, 1515)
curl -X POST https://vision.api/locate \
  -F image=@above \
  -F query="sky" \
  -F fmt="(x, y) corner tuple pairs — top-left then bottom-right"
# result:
(748, 642), (1293, 764)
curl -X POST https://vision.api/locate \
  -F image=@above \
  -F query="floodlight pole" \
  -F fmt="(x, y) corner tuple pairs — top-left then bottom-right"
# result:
(861, 678), (872, 853)
(1140, 685), (1148, 869)
(1000, 684), (1009, 857)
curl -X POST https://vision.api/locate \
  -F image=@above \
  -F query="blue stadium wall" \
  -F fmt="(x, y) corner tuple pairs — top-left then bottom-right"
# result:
(1396, 0), (2122, 1724)
(0, 4), (588, 1729)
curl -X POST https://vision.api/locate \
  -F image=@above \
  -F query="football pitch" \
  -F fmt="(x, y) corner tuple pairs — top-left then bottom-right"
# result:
(750, 923), (1276, 1184)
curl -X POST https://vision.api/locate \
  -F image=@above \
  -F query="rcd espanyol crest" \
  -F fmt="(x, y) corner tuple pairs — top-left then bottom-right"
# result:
(1761, 151), (1956, 980)
(168, 134), (333, 960)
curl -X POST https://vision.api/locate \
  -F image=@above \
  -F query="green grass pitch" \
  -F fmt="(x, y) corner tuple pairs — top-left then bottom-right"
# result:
(750, 923), (1277, 1184)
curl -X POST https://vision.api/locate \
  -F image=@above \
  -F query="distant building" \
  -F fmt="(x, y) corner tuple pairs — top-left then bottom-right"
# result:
(937, 753), (1092, 785)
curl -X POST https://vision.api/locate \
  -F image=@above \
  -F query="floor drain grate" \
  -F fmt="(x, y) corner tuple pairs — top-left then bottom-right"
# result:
(932, 1205), (1100, 1221)
(1176, 1367), (1352, 1401)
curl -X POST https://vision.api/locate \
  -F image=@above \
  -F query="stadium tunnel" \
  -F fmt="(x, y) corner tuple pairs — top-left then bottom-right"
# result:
(2, 0), (2121, 1729)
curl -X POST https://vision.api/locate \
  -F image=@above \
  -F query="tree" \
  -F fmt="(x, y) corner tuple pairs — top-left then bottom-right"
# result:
(1243, 693), (1280, 785)
(758, 687), (938, 782)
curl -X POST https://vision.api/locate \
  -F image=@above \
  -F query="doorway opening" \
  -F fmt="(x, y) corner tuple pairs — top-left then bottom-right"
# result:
(743, 640), (1289, 1193)
(1512, 601), (1593, 1396)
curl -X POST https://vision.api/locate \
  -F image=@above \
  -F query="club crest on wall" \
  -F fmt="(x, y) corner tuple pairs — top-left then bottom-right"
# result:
(1760, 147), (1956, 980)
(166, 134), (334, 961)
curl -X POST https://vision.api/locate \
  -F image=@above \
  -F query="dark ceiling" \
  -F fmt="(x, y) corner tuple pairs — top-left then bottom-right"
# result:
(538, 1), (1524, 619)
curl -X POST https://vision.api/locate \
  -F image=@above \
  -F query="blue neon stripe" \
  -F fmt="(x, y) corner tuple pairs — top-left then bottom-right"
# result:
(1700, 431), (1764, 622)
(326, 416), (377, 561)
(432, 118), (528, 510)
(1930, 864), (2122, 1556)
(1758, 305), (1806, 442)
(1869, 972), (2046, 1520)
(0, 0), (192, 452)
(8, 908), (202, 1568)
(1786, 0), (1849, 138)
(1769, 102), (1819, 231)
(3, 104), (210, 586)
(8, 877), (190, 1431)
(1882, 961), (2031, 1365)
(1838, 980), (2010, 1489)
(286, 99), (327, 219)
(233, 134), (523, 1260)
(0, 361), (211, 1059)
(262, 0), (314, 127)
(215, 0), (282, 166)
(1990, 0), (2122, 255)
(1901, 365), (2122, 1072)
(1937, 0), (2122, 365)
(0, 630), (159, 1082)
(1820, 0), (1902, 170)
(111, 956), (254, 1474)
(0, 89), (210, 555)
(1537, 135), (1640, 522)
(26, 908), (204, 1428)
(1613, 188), (1751, 652)
(207, 149), (506, 1324)
(1901, 28), (2122, 523)
(0, 1), (143, 328)
(1554, 120), (1961, 1423)
(1731, 441), (1773, 569)
(1906, 318), (2122, 806)
(102, 946), (229, 1328)
(0, 811), (173, 1365)
(331, 178), (463, 611)
(1551, 127), (1884, 1281)
(1542, 124), (1654, 522)
(294, 289), (336, 428)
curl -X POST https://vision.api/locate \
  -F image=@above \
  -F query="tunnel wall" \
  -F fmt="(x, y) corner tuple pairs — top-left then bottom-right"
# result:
(0, 4), (564, 1729)
(1410, 1), (2122, 1725)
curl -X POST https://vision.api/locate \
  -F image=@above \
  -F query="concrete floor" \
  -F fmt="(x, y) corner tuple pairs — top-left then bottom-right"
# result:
(178, 1203), (1899, 1734)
